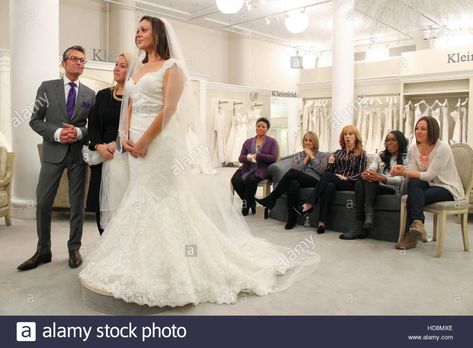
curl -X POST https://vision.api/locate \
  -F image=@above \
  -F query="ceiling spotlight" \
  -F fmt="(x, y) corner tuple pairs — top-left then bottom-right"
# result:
(285, 10), (309, 34)
(216, 0), (244, 14)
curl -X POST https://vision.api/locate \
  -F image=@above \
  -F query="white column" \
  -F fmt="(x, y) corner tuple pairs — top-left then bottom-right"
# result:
(0, 49), (11, 150)
(109, 0), (137, 59)
(10, 0), (59, 219)
(228, 32), (252, 86)
(287, 97), (302, 154)
(331, 0), (355, 150)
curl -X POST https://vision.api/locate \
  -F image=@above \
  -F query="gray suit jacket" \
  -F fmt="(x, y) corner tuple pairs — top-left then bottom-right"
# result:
(30, 78), (95, 164)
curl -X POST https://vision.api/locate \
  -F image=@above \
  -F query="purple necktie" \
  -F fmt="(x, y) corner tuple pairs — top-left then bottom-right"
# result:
(66, 81), (77, 120)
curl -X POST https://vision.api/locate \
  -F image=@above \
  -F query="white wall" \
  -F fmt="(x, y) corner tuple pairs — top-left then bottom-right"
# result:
(168, 19), (229, 84)
(60, 0), (106, 60)
(0, 0), (8, 49)
(250, 40), (300, 91)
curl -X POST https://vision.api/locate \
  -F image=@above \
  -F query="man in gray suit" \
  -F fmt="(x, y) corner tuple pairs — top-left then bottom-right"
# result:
(18, 45), (95, 271)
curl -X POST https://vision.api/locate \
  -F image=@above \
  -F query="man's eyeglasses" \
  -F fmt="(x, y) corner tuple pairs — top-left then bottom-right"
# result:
(384, 138), (397, 143)
(66, 56), (87, 64)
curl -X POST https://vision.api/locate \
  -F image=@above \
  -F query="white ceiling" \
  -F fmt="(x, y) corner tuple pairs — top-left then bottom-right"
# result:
(108, 0), (473, 51)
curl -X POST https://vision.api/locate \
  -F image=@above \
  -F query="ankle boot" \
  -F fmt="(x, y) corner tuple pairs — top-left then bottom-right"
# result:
(395, 220), (425, 249)
(285, 209), (297, 230)
(408, 219), (428, 242)
(363, 208), (374, 231)
(339, 220), (364, 240)
(241, 200), (249, 216)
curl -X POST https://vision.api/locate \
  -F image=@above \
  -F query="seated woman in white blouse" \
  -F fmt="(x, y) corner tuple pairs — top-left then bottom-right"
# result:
(391, 116), (464, 250)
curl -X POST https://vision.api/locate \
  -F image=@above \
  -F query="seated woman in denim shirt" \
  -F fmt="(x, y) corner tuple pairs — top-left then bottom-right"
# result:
(256, 131), (328, 230)
(340, 130), (408, 240)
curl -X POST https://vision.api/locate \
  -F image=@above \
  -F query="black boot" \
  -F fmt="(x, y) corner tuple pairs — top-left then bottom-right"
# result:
(285, 209), (297, 230)
(363, 209), (374, 232)
(241, 200), (249, 216)
(255, 195), (276, 209)
(339, 220), (364, 240)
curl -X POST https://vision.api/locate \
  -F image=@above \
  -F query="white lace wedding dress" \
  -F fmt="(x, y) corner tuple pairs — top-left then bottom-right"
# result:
(79, 58), (320, 307)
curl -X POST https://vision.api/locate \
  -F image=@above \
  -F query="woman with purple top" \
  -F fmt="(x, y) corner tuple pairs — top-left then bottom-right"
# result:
(231, 117), (279, 216)
(256, 131), (328, 229)
(299, 125), (367, 234)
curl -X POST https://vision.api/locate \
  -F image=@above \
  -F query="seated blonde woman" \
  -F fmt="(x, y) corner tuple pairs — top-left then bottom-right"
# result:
(256, 131), (328, 229)
(299, 125), (366, 234)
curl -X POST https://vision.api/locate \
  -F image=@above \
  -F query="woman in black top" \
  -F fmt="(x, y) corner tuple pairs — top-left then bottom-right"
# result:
(299, 125), (366, 234)
(86, 53), (130, 234)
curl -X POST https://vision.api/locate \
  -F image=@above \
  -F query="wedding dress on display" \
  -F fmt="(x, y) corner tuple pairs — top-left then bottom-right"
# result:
(246, 105), (261, 138)
(79, 18), (320, 308)
(461, 99), (468, 143)
(404, 104), (414, 143)
(213, 103), (227, 164)
(226, 105), (249, 163)
(302, 101), (313, 133)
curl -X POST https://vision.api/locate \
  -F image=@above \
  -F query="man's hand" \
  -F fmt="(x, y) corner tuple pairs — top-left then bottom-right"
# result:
(60, 123), (77, 143)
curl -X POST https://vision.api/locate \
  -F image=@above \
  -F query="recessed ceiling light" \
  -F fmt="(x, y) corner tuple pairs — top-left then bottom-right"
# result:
(216, 0), (244, 14)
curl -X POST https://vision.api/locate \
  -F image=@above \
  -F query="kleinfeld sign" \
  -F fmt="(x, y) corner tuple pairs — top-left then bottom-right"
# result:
(401, 45), (473, 76)
(447, 51), (473, 64)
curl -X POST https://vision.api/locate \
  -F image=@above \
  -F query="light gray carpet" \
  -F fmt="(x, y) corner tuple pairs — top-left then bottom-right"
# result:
(1, 169), (472, 315)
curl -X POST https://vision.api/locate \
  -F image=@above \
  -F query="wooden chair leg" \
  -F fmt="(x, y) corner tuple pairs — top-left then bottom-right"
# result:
(432, 213), (438, 241)
(461, 212), (470, 252)
(5, 214), (12, 226)
(398, 200), (407, 244)
(435, 211), (447, 257)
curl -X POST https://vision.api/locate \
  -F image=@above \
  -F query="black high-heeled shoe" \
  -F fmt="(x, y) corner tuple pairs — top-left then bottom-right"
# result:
(255, 196), (276, 210)
(250, 205), (256, 215)
(293, 205), (313, 217)
(316, 224), (326, 234)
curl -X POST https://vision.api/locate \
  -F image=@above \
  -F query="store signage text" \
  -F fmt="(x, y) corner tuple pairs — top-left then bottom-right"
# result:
(272, 91), (298, 98)
(447, 52), (473, 64)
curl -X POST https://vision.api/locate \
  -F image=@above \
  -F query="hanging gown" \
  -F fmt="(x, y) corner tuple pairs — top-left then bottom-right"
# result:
(214, 105), (226, 164)
(451, 109), (461, 144)
(226, 106), (249, 163)
(404, 106), (414, 144)
(441, 103), (450, 143)
(431, 108), (442, 139)
(302, 101), (313, 133)
(79, 58), (320, 307)
(461, 106), (468, 143)
(246, 107), (261, 138)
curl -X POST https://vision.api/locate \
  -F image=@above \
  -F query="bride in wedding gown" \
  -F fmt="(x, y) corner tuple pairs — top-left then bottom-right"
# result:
(79, 16), (320, 307)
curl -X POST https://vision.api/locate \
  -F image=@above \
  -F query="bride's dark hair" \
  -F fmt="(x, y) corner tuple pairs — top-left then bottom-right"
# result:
(137, 16), (171, 63)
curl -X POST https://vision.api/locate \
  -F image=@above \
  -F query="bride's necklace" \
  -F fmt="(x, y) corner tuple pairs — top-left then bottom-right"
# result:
(112, 86), (123, 102)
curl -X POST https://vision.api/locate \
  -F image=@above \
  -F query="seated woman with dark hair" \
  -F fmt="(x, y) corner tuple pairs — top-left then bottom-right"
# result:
(256, 131), (328, 230)
(340, 130), (408, 240)
(299, 125), (366, 234)
(231, 117), (279, 216)
(391, 116), (464, 250)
